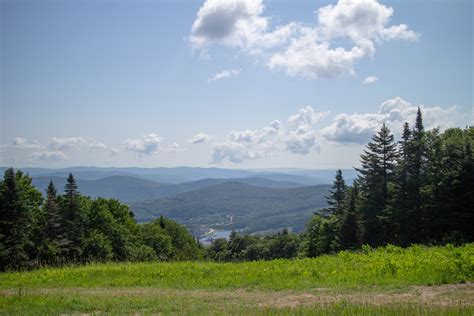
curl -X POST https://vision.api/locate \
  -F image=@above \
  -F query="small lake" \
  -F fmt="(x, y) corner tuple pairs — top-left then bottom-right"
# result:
(199, 229), (232, 245)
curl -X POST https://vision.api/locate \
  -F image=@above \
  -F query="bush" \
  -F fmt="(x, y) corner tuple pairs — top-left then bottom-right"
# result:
(82, 230), (113, 262)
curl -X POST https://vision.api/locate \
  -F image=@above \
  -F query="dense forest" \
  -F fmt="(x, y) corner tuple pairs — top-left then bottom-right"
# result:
(0, 171), (202, 270)
(1, 109), (472, 270)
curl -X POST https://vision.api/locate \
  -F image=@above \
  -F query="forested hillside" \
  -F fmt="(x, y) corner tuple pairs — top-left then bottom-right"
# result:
(131, 182), (330, 234)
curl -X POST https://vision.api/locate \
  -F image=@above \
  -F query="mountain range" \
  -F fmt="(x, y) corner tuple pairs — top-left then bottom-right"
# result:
(1, 166), (357, 185)
(2, 166), (354, 235)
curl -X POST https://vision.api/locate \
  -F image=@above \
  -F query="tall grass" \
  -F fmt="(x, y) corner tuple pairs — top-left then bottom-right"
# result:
(1, 244), (472, 290)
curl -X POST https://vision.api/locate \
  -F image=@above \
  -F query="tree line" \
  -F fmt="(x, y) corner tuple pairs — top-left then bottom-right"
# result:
(306, 109), (473, 256)
(206, 109), (473, 261)
(0, 172), (202, 271)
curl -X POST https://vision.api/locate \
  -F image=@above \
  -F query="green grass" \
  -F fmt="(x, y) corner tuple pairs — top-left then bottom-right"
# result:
(1, 244), (473, 315)
(1, 244), (472, 290)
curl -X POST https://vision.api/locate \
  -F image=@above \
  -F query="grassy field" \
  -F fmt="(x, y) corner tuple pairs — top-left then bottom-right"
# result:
(1, 244), (473, 315)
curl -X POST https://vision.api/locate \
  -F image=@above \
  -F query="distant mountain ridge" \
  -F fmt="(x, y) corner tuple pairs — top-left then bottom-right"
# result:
(2, 166), (357, 185)
(31, 175), (307, 202)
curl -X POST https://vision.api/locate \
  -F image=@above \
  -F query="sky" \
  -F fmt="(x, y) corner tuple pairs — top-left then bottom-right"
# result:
(1, 0), (472, 169)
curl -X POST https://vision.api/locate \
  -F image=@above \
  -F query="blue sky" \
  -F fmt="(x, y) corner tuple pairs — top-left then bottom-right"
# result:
(1, 0), (472, 169)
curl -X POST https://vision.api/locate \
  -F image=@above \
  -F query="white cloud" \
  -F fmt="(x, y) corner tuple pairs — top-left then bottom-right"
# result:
(190, 0), (419, 79)
(166, 143), (183, 153)
(190, 132), (213, 144)
(322, 97), (462, 144)
(317, 0), (419, 49)
(189, 0), (293, 55)
(268, 39), (365, 78)
(208, 69), (241, 82)
(363, 75), (378, 84)
(381, 24), (419, 41)
(1, 137), (43, 150)
(30, 151), (68, 162)
(124, 133), (162, 155)
(211, 107), (328, 163)
(48, 137), (106, 150)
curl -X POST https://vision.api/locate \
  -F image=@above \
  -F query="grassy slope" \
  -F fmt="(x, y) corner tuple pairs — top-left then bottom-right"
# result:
(1, 244), (473, 315)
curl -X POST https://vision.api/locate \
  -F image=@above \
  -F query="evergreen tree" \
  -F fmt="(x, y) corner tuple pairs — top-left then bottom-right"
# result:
(60, 173), (87, 261)
(338, 186), (359, 250)
(325, 169), (347, 217)
(422, 129), (444, 242)
(409, 107), (427, 242)
(37, 181), (70, 264)
(356, 124), (397, 246)
(386, 122), (413, 245)
(0, 168), (31, 270)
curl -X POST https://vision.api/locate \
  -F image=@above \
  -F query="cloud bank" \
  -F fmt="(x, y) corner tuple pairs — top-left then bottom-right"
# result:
(205, 97), (464, 163)
(211, 106), (328, 163)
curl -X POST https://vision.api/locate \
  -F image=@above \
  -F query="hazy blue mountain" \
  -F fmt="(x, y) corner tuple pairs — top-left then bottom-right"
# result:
(130, 182), (330, 235)
(253, 169), (358, 185)
(32, 175), (172, 202)
(3, 166), (353, 185)
(31, 175), (308, 203)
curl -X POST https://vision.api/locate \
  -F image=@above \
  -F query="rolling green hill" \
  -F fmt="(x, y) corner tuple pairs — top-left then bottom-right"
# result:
(130, 182), (330, 235)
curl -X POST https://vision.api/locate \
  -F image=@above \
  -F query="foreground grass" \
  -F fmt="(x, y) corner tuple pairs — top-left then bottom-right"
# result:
(1, 244), (473, 314)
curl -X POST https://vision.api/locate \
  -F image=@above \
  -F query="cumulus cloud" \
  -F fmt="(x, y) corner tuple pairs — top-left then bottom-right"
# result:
(211, 107), (328, 163)
(190, 0), (419, 78)
(48, 137), (106, 150)
(189, 0), (295, 55)
(208, 69), (241, 82)
(190, 132), (213, 144)
(363, 75), (378, 84)
(1, 137), (43, 150)
(322, 97), (462, 144)
(124, 133), (162, 155)
(30, 151), (68, 162)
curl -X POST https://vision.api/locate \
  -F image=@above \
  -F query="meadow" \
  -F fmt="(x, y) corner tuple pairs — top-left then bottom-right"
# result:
(1, 244), (473, 315)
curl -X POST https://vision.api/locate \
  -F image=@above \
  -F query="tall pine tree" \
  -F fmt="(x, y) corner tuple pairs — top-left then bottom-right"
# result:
(337, 184), (359, 250)
(0, 168), (31, 270)
(408, 108), (427, 242)
(356, 124), (397, 246)
(324, 169), (347, 217)
(36, 181), (70, 264)
(60, 173), (87, 261)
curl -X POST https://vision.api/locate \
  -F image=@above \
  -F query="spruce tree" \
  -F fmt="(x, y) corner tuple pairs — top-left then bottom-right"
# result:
(60, 173), (86, 261)
(386, 122), (413, 245)
(356, 124), (397, 246)
(0, 168), (31, 270)
(408, 108), (427, 242)
(325, 169), (347, 217)
(42, 181), (70, 264)
(337, 185), (359, 250)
